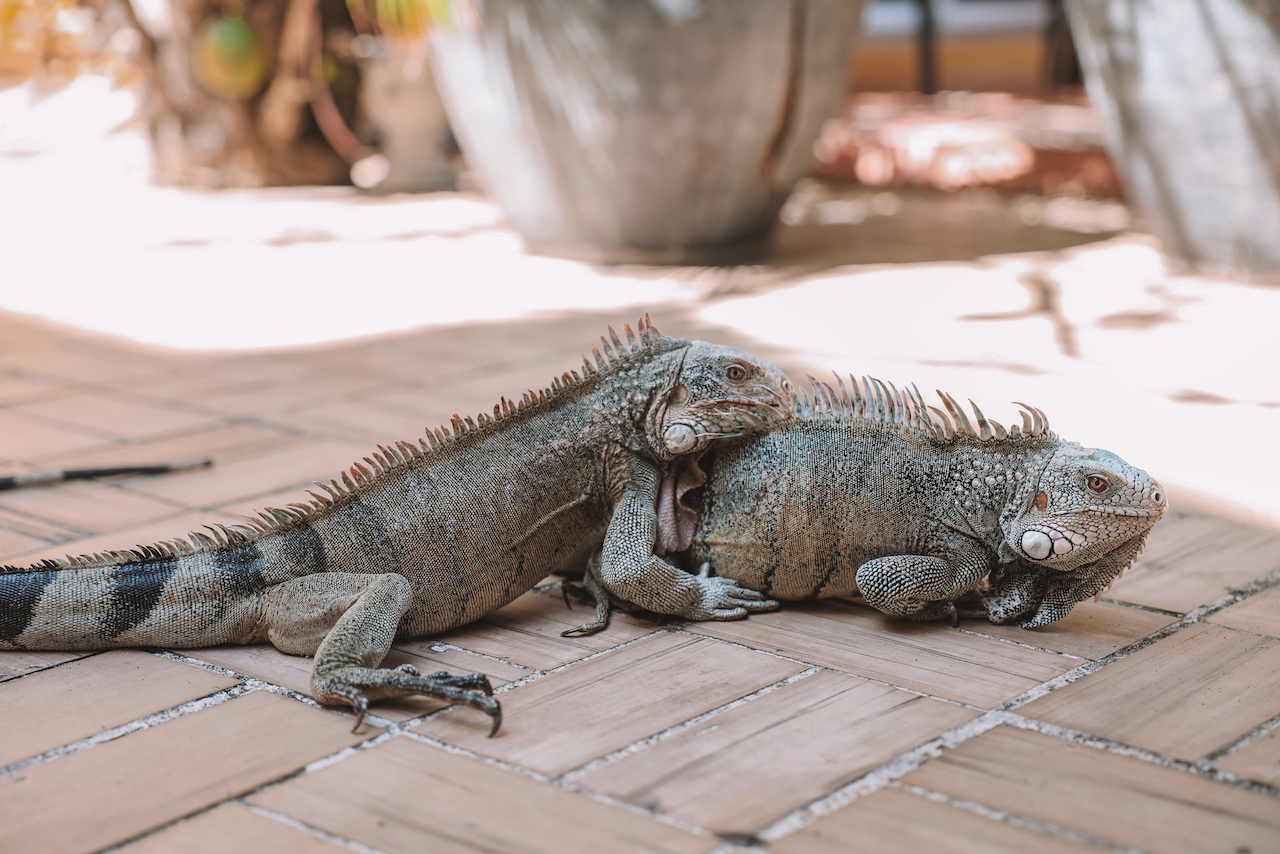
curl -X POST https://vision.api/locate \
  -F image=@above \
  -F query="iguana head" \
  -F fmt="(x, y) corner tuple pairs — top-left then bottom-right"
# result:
(1008, 443), (1165, 570)
(652, 341), (792, 458)
(992, 442), (1165, 626)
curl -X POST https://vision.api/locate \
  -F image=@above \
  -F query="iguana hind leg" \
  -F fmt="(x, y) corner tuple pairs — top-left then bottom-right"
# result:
(855, 550), (991, 623)
(261, 572), (501, 735)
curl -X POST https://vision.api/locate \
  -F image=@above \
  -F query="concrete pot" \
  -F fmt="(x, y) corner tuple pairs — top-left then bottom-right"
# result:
(1067, 0), (1280, 279)
(428, 0), (863, 263)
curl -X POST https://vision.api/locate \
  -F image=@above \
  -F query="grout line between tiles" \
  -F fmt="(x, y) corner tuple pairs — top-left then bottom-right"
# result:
(1197, 709), (1280, 767)
(997, 714), (1280, 798)
(893, 782), (1142, 853)
(0, 649), (107, 683)
(398, 728), (722, 842)
(678, 627), (987, 712)
(1096, 597), (1184, 617)
(949, 624), (1090, 660)
(557, 665), (825, 785)
(239, 803), (395, 854)
(755, 709), (1008, 841)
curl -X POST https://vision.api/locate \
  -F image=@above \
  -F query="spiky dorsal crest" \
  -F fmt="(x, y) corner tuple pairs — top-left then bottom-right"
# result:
(4, 316), (680, 573)
(797, 373), (1058, 445)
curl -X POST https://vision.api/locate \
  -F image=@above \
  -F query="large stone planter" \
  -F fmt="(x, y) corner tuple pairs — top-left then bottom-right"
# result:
(1067, 0), (1280, 279)
(428, 0), (863, 263)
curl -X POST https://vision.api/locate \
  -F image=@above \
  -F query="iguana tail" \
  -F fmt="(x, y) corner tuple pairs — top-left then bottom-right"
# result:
(0, 524), (316, 651)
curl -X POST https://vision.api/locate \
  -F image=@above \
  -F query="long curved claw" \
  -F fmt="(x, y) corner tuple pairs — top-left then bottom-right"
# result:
(319, 668), (503, 735)
(350, 694), (370, 733)
(485, 700), (503, 737)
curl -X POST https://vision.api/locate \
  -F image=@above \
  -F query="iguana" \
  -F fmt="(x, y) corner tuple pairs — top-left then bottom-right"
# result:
(0, 317), (789, 733)
(570, 374), (1165, 632)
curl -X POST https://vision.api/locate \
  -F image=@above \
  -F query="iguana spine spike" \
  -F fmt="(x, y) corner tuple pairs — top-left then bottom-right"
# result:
(970, 400), (994, 441)
(608, 325), (625, 353)
(623, 323), (637, 350)
(927, 404), (956, 440)
(590, 343), (606, 369)
(600, 336), (615, 360)
(941, 392), (976, 438)
(990, 419), (1008, 440)
(1013, 402), (1044, 437)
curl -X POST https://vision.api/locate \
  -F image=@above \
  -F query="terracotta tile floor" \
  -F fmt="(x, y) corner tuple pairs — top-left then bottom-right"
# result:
(1, 307), (1278, 854)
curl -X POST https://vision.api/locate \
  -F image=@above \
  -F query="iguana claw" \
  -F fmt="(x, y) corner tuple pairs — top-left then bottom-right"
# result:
(318, 666), (503, 736)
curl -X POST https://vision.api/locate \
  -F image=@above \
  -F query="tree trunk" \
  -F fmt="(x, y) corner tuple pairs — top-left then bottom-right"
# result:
(121, 0), (354, 187)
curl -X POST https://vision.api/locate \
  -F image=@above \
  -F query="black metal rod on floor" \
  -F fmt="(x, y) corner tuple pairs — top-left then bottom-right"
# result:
(0, 459), (213, 491)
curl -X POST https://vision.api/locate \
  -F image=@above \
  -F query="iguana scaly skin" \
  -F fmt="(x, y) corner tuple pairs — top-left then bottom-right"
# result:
(0, 318), (789, 732)
(685, 376), (1166, 628)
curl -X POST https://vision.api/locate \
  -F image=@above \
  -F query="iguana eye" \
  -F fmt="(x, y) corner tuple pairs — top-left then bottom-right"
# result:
(726, 365), (746, 381)
(1088, 475), (1109, 493)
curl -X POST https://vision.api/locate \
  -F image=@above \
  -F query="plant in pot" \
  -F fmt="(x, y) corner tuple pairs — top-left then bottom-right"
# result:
(116, 0), (454, 188)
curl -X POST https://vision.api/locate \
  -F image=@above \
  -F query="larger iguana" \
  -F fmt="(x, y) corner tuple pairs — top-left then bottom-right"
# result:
(570, 374), (1164, 633)
(0, 317), (789, 733)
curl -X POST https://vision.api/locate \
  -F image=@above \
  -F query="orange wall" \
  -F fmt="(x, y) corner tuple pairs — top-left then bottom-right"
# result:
(851, 32), (1047, 94)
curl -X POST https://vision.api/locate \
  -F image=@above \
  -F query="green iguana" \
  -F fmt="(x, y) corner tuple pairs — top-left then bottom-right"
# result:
(571, 374), (1165, 633)
(0, 317), (789, 733)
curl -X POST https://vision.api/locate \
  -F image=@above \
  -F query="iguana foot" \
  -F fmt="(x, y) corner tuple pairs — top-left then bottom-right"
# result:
(315, 666), (502, 736)
(897, 599), (958, 624)
(409, 667), (494, 696)
(683, 563), (780, 621)
(560, 576), (614, 637)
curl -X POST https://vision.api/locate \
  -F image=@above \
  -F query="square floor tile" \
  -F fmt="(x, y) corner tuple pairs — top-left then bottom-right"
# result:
(578, 670), (977, 835)
(433, 589), (661, 671)
(1019, 623), (1280, 761)
(118, 802), (351, 853)
(1114, 514), (1280, 613)
(1216, 726), (1280, 788)
(250, 736), (715, 854)
(0, 649), (238, 768)
(767, 786), (1096, 854)
(964, 599), (1176, 660)
(0, 691), (374, 854)
(902, 726), (1280, 854)
(689, 602), (1074, 708)
(1208, 585), (1280, 638)
(416, 632), (805, 775)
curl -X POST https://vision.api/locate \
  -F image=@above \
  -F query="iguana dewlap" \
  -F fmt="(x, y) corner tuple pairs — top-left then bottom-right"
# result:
(687, 376), (1165, 628)
(0, 317), (790, 732)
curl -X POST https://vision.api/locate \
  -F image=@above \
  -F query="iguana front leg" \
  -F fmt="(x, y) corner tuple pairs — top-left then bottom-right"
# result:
(855, 545), (992, 622)
(597, 452), (778, 622)
(260, 573), (500, 734)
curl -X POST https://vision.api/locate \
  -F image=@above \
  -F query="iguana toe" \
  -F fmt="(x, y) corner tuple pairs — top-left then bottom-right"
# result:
(316, 666), (503, 734)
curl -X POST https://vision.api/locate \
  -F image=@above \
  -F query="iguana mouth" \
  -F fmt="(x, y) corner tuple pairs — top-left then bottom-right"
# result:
(698, 396), (791, 418)
(1056, 507), (1162, 518)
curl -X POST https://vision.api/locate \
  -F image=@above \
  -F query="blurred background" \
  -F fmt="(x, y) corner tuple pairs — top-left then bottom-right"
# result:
(0, 0), (1278, 520)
